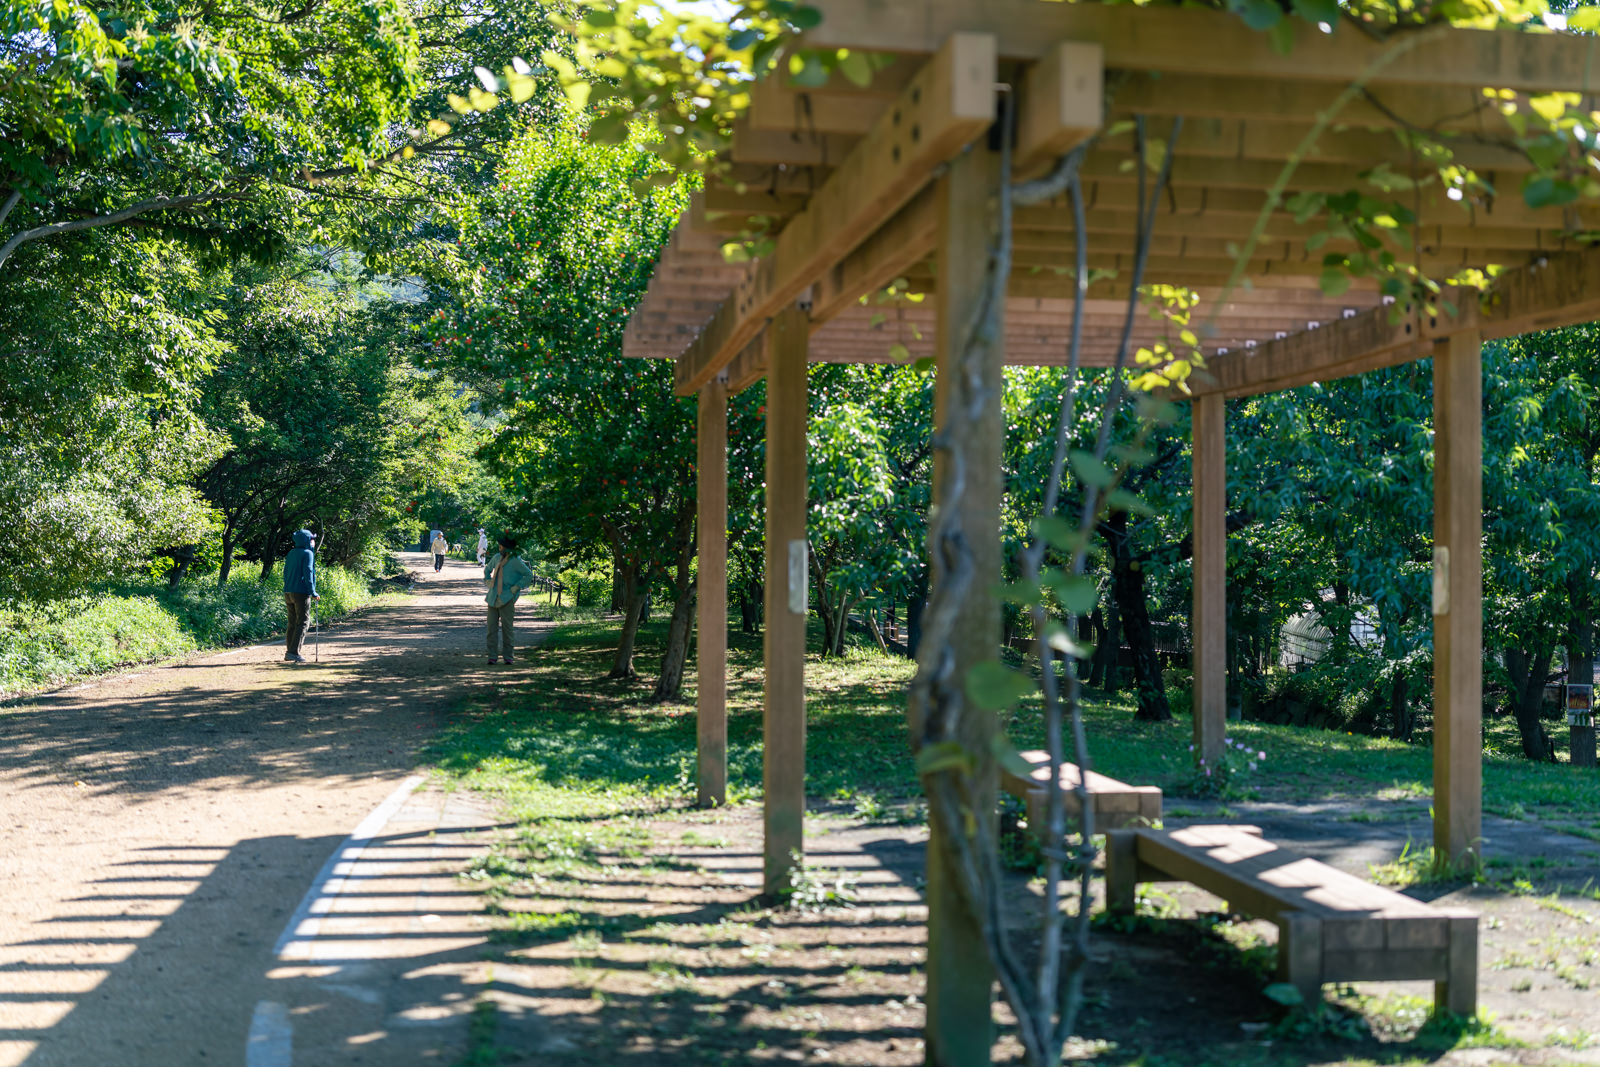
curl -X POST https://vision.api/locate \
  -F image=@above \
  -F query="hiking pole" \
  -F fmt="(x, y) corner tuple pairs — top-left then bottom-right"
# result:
(313, 599), (319, 663)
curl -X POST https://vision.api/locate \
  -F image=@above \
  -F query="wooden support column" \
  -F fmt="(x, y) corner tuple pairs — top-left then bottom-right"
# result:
(1192, 393), (1227, 765)
(763, 306), (809, 895)
(1433, 331), (1483, 867)
(923, 141), (1004, 1067)
(697, 376), (729, 808)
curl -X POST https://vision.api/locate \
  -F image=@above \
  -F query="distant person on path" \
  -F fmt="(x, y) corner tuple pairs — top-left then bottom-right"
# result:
(484, 535), (533, 665)
(282, 529), (319, 664)
(476, 527), (489, 566)
(431, 530), (448, 572)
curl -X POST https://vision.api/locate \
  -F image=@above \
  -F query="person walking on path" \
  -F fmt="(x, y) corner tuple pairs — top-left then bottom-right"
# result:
(484, 535), (533, 665)
(476, 527), (489, 566)
(283, 529), (319, 664)
(431, 529), (449, 572)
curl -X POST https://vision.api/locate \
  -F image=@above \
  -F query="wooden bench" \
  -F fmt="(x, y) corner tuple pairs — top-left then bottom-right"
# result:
(999, 751), (1161, 833)
(1105, 824), (1477, 1015)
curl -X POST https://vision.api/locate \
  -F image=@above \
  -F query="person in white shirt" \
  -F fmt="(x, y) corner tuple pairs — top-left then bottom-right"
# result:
(476, 527), (489, 566)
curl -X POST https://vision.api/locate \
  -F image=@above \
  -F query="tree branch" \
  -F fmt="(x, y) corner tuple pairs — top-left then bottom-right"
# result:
(0, 191), (239, 269)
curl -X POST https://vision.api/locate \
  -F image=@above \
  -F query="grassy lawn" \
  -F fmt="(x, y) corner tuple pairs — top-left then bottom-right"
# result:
(427, 617), (1600, 848)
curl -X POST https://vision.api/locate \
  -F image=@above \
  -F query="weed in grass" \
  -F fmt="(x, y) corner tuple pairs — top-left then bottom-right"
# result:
(679, 830), (727, 848)
(1539, 891), (1598, 925)
(1369, 839), (1484, 887)
(780, 853), (859, 912)
(456, 996), (503, 1066)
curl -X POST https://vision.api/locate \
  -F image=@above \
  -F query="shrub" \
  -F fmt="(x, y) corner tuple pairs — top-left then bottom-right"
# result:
(0, 563), (376, 695)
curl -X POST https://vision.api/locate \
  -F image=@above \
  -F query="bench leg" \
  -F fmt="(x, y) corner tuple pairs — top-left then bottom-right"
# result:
(1436, 915), (1478, 1017)
(1278, 913), (1323, 1008)
(1105, 830), (1138, 914)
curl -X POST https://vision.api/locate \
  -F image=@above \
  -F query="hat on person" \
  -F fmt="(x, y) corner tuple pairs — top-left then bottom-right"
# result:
(498, 535), (518, 550)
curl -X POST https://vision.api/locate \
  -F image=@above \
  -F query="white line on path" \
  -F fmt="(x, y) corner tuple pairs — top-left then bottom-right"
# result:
(247, 774), (427, 1067)
(246, 1001), (293, 1067)
(273, 774), (427, 958)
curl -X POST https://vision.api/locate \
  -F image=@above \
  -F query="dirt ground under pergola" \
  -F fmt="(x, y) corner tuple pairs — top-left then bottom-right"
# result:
(471, 793), (1600, 1065)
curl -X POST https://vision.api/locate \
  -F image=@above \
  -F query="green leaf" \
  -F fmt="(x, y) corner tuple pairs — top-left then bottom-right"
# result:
(1570, 6), (1600, 30)
(1230, 0), (1283, 31)
(965, 661), (1036, 711)
(789, 55), (829, 87)
(838, 51), (873, 88)
(788, 6), (824, 30)
(1523, 174), (1580, 209)
(1045, 571), (1099, 615)
(1263, 983), (1305, 1007)
(1267, 18), (1296, 55)
(1318, 268), (1351, 296)
(1289, 0), (1340, 23)
(998, 578), (1045, 606)
(992, 735), (1042, 783)
(887, 342), (910, 361)
(1106, 488), (1156, 517)
(1031, 515), (1077, 550)
(1069, 449), (1115, 488)
(1043, 621), (1095, 660)
(915, 740), (973, 776)
(727, 27), (761, 51)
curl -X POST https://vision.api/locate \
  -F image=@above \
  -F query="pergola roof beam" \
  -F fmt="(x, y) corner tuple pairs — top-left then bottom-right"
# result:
(672, 33), (1000, 396)
(800, 0), (1600, 94)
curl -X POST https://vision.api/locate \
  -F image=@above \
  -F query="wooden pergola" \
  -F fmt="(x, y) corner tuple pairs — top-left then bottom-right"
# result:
(621, 1), (1600, 1055)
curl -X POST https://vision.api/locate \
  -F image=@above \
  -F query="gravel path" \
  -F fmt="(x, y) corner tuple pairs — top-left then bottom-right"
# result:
(0, 554), (540, 1066)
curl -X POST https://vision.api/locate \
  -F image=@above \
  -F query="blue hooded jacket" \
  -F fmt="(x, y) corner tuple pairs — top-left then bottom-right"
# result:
(283, 530), (317, 596)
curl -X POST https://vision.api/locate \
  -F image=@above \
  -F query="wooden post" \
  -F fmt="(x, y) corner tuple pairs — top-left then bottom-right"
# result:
(1572, 725), (1597, 768)
(1433, 331), (1483, 867)
(697, 376), (729, 808)
(1192, 392), (1227, 766)
(923, 141), (1004, 1067)
(763, 307), (808, 896)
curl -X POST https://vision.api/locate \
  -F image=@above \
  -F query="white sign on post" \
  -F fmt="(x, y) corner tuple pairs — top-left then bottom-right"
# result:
(1431, 546), (1450, 616)
(787, 539), (807, 615)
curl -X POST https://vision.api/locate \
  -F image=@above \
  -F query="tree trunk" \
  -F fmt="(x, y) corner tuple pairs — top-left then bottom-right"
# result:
(167, 545), (195, 590)
(867, 609), (889, 655)
(653, 580), (696, 700)
(1505, 647), (1556, 761)
(610, 562), (646, 679)
(1388, 664), (1411, 741)
(907, 584), (926, 657)
(1569, 574), (1594, 689)
(832, 595), (854, 656)
(740, 580), (762, 633)
(218, 524), (237, 585)
(653, 503), (698, 702)
(1108, 514), (1170, 722)
(1086, 609), (1106, 688)
(610, 550), (625, 615)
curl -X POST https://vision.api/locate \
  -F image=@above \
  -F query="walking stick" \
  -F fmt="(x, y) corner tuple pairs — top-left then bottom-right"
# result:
(313, 599), (319, 663)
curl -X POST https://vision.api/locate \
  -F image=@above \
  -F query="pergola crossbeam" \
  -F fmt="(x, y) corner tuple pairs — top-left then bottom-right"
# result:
(672, 33), (999, 396)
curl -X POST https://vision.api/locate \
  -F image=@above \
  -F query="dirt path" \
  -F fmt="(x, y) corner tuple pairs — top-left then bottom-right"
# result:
(0, 554), (539, 1066)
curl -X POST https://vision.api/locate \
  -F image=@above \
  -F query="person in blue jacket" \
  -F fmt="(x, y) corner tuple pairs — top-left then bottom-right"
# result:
(283, 529), (320, 664)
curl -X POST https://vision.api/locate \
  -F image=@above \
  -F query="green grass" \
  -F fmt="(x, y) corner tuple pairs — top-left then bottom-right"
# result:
(425, 619), (1600, 841)
(0, 564), (378, 695)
